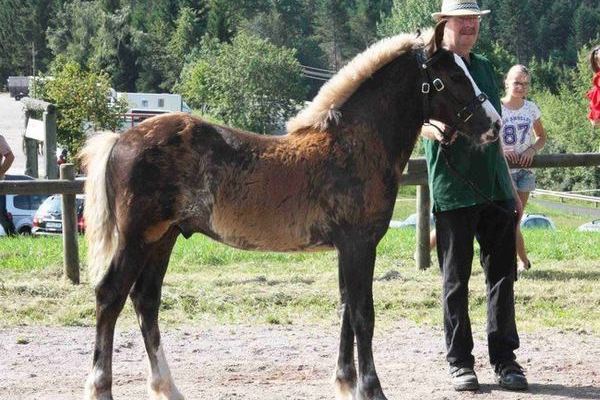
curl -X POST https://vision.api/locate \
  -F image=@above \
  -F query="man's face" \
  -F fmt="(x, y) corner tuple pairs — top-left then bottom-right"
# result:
(444, 15), (481, 53)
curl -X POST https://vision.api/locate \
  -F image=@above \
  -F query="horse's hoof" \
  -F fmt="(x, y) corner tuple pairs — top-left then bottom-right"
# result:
(149, 384), (186, 400)
(334, 377), (356, 400)
(83, 390), (113, 400)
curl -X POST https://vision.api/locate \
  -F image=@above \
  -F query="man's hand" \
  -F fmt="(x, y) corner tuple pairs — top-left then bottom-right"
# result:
(592, 119), (600, 128)
(519, 147), (536, 167)
(420, 120), (458, 144)
(514, 193), (523, 223)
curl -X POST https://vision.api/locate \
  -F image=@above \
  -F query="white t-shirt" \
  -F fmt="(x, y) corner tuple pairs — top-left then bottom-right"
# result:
(501, 100), (541, 171)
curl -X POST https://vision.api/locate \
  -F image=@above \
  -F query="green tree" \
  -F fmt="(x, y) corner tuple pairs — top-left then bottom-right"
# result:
(534, 47), (600, 191)
(572, 2), (600, 50)
(134, 19), (174, 92)
(91, 7), (139, 91)
(313, 0), (353, 70)
(176, 32), (306, 133)
(0, 0), (57, 81)
(377, 0), (437, 37)
(495, 0), (535, 62)
(46, 0), (103, 69)
(347, 0), (391, 48)
(34, 59), (128, 157)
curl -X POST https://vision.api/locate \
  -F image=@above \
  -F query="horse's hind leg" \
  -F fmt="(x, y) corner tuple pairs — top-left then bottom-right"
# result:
(85, 242), (146, 400)
(334, 267), (358, 399)
(130, 229), (184, 400)
(337, 240), (387, 400)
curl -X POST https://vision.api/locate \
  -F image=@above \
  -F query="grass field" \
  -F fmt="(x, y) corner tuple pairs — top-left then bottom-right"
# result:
(1, 197), (599, 334)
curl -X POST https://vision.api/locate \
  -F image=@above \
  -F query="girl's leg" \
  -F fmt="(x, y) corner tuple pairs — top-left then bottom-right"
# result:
(516, 191), (530, 270)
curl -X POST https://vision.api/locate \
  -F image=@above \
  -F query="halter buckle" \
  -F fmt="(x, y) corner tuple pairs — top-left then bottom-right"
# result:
(433, 78), (445, 91)
(421, 82), (430, 94)
(458, 109), (473, 122)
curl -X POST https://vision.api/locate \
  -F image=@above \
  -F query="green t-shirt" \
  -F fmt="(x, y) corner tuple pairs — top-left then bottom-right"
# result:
(423, 53), (514, 213)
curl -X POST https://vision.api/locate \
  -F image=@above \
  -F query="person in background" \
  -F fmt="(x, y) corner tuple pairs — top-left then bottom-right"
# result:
(0, 133), (16, 235)
(57, 148), (68, 166)
(501, 65), (547, 271)
(421, 0), (527, 392)
(587, 45), (600, 127)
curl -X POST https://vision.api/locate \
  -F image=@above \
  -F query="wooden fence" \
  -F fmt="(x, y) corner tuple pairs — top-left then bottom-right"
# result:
(0, 164), (82, 283)
(402, 153), (600, 270)
(1, 153), (600, 282)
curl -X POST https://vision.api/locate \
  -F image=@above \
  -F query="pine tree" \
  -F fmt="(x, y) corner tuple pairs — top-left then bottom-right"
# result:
(313, 0), (352, 70)
(495, 0), (535, 62)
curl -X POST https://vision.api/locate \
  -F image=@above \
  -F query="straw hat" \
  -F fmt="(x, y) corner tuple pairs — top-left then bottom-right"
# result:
(432, 0), (491, 20)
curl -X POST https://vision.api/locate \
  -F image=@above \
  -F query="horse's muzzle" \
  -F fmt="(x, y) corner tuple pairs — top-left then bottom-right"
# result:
(480, 120), (501, 144)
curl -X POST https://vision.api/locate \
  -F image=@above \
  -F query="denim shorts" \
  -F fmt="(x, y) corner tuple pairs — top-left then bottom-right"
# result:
(510, 169), (536, 192)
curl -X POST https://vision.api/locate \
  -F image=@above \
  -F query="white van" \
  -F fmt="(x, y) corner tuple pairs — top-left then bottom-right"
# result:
(3, 175), (49, 234)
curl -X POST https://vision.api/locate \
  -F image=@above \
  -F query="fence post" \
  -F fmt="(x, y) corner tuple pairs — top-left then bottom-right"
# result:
(23, 109), (39, 178)
(44, 106), (58, 179)
(60, 164), (80, 284)
(416, 184), (431, 270)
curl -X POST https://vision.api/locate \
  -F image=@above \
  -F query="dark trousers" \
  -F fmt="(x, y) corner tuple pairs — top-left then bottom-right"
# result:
(434, 200), (519, 368)
(0, 195), (16, 235)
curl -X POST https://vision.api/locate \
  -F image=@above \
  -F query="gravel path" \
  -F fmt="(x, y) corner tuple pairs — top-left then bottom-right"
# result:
(1, 321), (598, 400)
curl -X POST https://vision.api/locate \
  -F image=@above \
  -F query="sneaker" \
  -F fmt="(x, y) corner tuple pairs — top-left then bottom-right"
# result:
(495, 361), (528, 391)
(449, 366), (479, 391)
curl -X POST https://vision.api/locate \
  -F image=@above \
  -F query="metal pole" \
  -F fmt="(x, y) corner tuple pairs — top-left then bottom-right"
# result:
(416, 185), (431, 270)
(60, 164), (80, 284)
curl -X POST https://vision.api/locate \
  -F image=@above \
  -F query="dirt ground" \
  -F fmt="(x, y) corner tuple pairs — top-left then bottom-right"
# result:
(0, 320), (598, 400)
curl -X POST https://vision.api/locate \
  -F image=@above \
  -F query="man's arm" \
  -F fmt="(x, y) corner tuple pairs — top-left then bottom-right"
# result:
(0, 151), (15, 177)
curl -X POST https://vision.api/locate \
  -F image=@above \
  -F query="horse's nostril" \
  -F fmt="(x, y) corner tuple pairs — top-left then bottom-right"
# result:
(492, 120), (502, 135)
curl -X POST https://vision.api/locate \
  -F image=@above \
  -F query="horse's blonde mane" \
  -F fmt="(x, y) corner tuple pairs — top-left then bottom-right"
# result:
(287, 29), (433, 133)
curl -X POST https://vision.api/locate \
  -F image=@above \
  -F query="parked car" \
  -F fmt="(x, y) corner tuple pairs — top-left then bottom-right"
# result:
(389, 212), (435, 229)
(520, 214), (555, 230)
(577, 219), (600, 232)
(3, 175), (49, 234)
(32, 194), (85, 235)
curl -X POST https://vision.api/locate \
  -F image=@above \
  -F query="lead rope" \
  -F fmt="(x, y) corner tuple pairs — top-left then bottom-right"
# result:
(437, 143), (516, 218)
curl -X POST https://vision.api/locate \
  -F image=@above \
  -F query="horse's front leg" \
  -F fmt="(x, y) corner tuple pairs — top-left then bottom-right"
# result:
(336, 240), (387, 400)
(334, 267), (358, 399)
(130, 231), (185, 400)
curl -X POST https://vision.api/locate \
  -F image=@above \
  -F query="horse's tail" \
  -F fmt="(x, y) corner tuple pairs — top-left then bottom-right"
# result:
(80, 132), (120, 286)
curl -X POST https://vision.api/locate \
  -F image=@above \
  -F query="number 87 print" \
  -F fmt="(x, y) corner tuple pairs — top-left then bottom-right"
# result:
(502, 123), (530, 145)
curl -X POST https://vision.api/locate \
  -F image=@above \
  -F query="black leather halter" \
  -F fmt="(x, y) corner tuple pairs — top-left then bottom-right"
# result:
(416, 49), (489, 144)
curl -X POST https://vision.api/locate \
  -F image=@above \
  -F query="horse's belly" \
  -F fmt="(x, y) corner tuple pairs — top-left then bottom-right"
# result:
(209, 204), (331, 252)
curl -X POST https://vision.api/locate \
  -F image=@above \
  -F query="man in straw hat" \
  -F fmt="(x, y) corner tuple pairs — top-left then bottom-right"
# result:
(421, 0), (528, 392)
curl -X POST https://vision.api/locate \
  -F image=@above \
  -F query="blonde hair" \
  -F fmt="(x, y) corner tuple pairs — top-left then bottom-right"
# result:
(505, 64), (530, 82)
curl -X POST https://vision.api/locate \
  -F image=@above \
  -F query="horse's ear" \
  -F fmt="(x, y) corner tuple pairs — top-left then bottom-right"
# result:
(426, 20), (447, 57)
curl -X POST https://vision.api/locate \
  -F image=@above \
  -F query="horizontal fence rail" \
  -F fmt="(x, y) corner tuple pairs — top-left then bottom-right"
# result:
(401, 153), (600, 269)
(0, 179), (84, 195)
(399, 153), (600, 185)
(532, 189), (600, 207)
(1, 154), (600, 279)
